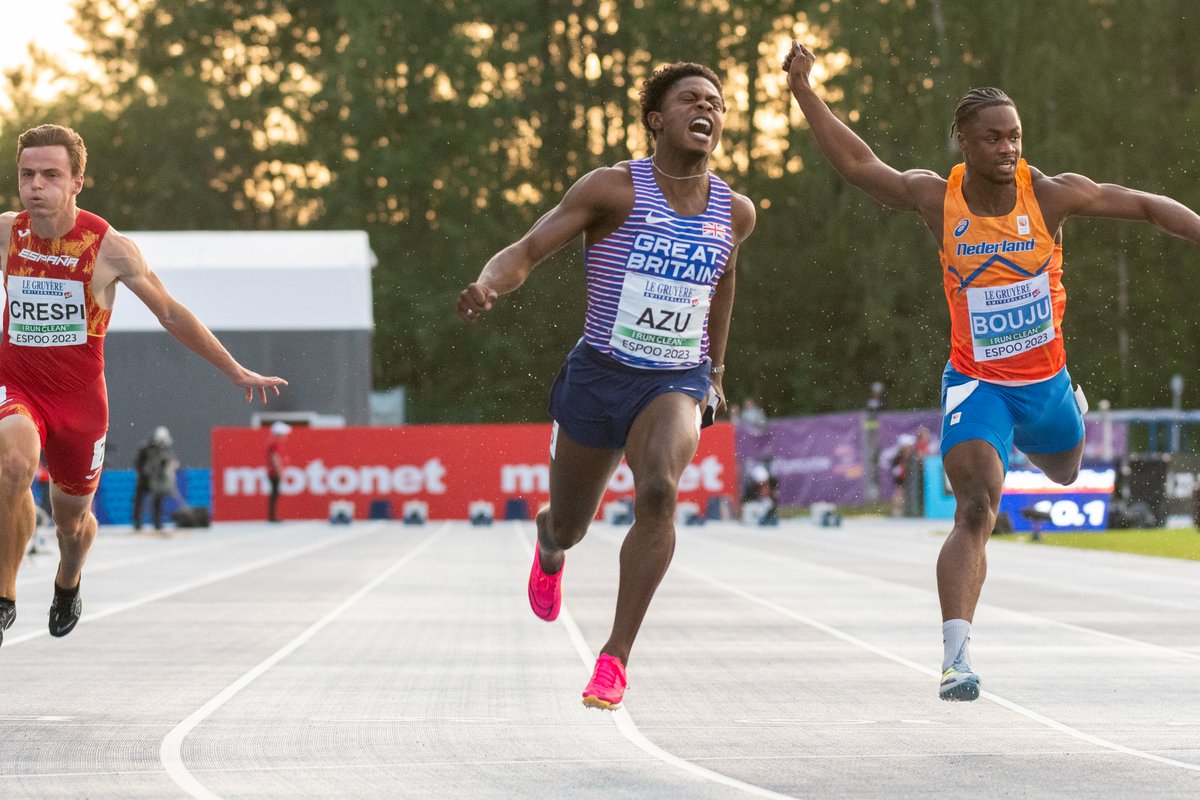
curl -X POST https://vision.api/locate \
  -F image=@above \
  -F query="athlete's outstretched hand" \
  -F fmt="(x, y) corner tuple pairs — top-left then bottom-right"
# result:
(782, 41), (816, 94)
(457, 282), (498, 324)
(233, 369), (289, 404)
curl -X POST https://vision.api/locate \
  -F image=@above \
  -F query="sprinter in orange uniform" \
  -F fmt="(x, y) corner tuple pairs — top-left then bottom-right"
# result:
(0, 124), (287, 647)
(783, 43), (1200, 700)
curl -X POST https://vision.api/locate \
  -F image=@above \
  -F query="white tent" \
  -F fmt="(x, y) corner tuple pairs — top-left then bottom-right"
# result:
(110, 230), (376, 332)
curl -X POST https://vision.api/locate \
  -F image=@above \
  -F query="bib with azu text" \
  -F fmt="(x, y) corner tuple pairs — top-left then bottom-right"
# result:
(609, 272), (710, 366)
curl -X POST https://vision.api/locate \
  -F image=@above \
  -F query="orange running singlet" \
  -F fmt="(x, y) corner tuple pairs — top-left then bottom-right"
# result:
(939, 159), (1066, 383)
(1, 210), (113, 495)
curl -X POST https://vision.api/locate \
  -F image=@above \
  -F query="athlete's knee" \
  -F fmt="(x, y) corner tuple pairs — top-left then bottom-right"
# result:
(633, 474), (679, 520)
(0, 448), (39, 492)
(541, 506), (587, 549)
(54, 509), (95, 541)
(1042, 462), (1080, 486)
(952, 487), (996, 535)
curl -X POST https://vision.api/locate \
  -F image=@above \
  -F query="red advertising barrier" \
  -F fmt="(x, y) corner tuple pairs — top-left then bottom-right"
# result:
(212, 423), (737, 521)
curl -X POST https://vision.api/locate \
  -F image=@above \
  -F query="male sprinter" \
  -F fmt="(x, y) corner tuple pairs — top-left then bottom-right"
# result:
(0, 124), (287, 646)
(783, 42), (1200, 700)
(459, 63), (755, 709)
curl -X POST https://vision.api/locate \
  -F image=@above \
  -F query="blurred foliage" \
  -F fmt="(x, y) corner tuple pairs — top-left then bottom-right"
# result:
(1, 0), (1198, 421)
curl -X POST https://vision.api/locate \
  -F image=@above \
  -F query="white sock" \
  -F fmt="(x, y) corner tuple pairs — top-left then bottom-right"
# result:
(942, 619), (971, 670)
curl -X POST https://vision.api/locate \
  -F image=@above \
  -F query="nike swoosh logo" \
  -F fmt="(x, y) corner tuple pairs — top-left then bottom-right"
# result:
(644, 211), (673, 225)
(17, 229), (30, 237)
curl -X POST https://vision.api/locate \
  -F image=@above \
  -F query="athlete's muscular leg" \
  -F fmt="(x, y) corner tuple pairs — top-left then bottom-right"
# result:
(1026, 438), (1085, 486)
(937, 440), (1005, 622)
(537, 430), (624, 574)
(600, 392), (701, 665)
(48, 487), (97, 592)
(0, 416), (43, 599)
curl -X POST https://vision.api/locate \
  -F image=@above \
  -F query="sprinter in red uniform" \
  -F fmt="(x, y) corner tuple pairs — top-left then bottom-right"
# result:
(783, 42), (1200, 700)
(0, 124), (287, 646)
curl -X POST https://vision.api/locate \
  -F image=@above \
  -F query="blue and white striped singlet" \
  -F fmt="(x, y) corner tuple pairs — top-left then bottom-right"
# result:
(581, 158), (735, 370)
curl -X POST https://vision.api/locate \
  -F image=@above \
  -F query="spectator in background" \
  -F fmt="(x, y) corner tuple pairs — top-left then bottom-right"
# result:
(738, 398), (768, 433)
(133, 427), (178, 531)
(267, 422), (291, 523)
(888, 434), (917, 517)
(741, 454), (780, 521)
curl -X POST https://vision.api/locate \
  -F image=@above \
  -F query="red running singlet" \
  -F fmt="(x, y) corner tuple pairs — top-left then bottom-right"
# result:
(1, 210), (113, 495)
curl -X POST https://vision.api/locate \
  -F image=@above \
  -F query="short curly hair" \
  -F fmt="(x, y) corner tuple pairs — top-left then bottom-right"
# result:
(639, 62), (723, 140)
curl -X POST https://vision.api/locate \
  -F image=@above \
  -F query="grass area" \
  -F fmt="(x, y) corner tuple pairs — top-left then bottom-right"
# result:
(1026, 528), (1200, 561)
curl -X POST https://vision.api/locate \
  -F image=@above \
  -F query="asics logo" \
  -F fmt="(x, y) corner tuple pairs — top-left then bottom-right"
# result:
(644, 211), (673, 225)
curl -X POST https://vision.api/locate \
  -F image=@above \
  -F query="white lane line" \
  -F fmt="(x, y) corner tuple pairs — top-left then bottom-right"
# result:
(683, 530), (1200, 664)
(675, 562), (1200, 774)
(16, 528), (292, 589)
(4, 526), (380, 648)
(514, 527), (796, 800)
(715, 524), (1200, 610)
(160, 525), (445, 800)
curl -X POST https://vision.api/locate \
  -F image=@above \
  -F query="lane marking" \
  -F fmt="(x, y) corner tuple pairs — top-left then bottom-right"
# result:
(682, 529), (1200, 664)
(514, 527), (796, 800)
(4, 526), (380, 648)
(708, 524), (1200, 610)
(17, 526), (299, 589)
(675, 562), (1200, 773)
(160, 525), (445, 799)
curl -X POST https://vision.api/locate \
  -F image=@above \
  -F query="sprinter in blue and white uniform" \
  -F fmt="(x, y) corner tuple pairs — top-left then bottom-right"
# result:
(458, 62), (755, 711)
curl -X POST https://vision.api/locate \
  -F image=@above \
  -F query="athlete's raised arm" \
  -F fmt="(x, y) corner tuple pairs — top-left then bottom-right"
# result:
(96, 230), (288, 404)
(457, 166), (630, 323)
(782, 41), (941, 214)
(1033, 170), (1200, 246)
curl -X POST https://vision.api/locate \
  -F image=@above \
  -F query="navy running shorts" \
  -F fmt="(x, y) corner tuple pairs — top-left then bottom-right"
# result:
(548, 339), (712, 450)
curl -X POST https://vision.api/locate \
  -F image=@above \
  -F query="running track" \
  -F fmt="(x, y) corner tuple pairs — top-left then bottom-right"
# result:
(1, 517), (1199, 798)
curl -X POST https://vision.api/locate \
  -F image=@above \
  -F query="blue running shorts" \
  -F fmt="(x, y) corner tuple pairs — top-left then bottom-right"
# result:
(939, 361), (1084, 473)
(548, 339), (712, 450)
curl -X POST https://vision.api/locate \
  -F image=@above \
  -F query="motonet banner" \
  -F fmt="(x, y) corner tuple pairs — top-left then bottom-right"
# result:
(212, 423), (737, 521)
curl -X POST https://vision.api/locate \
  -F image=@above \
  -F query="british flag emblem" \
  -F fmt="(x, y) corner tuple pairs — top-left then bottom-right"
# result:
(701, 221), (730, 240)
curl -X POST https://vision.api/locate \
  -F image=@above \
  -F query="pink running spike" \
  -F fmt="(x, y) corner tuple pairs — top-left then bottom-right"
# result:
(527, 544), (563, 622)
(582, 654), (628, 710)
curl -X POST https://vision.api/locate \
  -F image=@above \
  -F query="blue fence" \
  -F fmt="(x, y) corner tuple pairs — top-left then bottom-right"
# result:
(46, 469), (215, 526)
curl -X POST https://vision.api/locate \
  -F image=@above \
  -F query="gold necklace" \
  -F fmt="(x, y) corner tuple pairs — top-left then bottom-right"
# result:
(650, 156), (707, 181)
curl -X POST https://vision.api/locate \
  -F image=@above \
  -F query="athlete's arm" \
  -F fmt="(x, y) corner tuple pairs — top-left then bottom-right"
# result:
(782, 42), (942, 214)
(705, 192), (757, 413)
(457, 166), (630, 323)
(0, 212), (15, 274)
(1034, 171), (1200, 246)
(96, 231), (288, 404)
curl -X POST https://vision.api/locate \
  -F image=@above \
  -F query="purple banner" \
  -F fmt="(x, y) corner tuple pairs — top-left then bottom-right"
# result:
(736, 410), (1126, 509)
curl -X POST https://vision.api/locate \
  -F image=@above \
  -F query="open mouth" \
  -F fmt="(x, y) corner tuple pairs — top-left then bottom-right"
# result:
(688, 117), (713, 139)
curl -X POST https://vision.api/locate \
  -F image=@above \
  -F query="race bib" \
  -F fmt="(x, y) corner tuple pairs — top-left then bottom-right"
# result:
(6, 275), (88, 347)
(609, 273), (708, 366)
(967, 273), (1054, 362)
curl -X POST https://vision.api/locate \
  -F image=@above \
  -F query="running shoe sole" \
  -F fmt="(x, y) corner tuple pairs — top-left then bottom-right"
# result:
(939, 674), (981, 702)
(581, 695), (621, 711)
